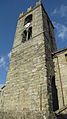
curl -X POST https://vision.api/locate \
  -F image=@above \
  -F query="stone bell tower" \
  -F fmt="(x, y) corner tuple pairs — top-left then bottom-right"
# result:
(1, 1), (57, 119)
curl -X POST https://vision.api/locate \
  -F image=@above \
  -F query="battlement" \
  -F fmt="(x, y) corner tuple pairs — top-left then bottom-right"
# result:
(19, 0), (42, 19)
(18, 0), (54, 29)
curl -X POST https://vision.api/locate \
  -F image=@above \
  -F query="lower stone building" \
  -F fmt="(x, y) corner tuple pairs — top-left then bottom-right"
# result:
(0, 1), (67, 119)
(53, 48), (67, 118)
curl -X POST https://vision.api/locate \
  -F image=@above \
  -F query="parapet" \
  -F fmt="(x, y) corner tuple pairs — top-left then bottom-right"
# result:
(19, 12), (24, 19)
(36, 0), (42, 6)
(27, 6), (32, 12)
(19, 0), (42, 20)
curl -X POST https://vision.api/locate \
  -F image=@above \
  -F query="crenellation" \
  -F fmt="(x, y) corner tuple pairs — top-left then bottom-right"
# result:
(27, 6), (32, 12)
(19, 12), (24, 19)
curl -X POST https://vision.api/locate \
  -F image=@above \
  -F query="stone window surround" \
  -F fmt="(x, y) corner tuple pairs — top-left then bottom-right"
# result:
(22, 26), (32, 43)
(24, 14), (32, 26)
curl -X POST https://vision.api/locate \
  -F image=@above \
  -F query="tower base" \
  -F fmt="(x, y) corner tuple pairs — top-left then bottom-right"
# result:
(0, 110), (57, 119)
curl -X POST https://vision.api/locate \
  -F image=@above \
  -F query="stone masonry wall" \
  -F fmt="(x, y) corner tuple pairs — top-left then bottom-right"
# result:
(0, 2), (57, 119)
(1, 3), (50, 116)
(53, 50), (67, 109)
(0, 110), (44, 119)
(0, 110), (56, 119)
(42, 6), (57, 114)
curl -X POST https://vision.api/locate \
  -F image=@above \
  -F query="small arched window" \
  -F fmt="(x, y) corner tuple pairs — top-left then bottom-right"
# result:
(24, 14), (32, 26)
(22, 30), (27, 43)
(28, 27), (32, 40)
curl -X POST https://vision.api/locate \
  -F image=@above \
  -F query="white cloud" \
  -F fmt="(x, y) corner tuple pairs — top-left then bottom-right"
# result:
(52, 4), (67, 17)
(52, 9), (57, 15)
(60, 4), (67, 17)
(0, 51), (11, 70)
(0, 57), (5, 68)
(8, 51), (11, 60)
(53, 22), (67, 40)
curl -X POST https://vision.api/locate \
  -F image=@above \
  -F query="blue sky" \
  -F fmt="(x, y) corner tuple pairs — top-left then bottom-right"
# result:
(0, 0), (67, 89)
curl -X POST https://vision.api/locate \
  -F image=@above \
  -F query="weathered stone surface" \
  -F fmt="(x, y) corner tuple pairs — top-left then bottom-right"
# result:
(0, 111), (44, 119)
(0, 110), (57, 119)
(0, 2), (57, 119)
(0, 1), (67, 119)
(53, 49), (67, 110)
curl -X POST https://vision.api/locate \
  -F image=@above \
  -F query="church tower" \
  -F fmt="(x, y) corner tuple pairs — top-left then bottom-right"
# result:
(1, 1), (57, 119)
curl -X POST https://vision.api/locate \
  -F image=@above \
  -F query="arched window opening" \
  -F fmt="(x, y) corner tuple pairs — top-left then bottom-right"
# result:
(24, 14), (32, 26)
(28, 27), (32, 40)
(22, 30), (27, 43)
(51, 76), (59, 111)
